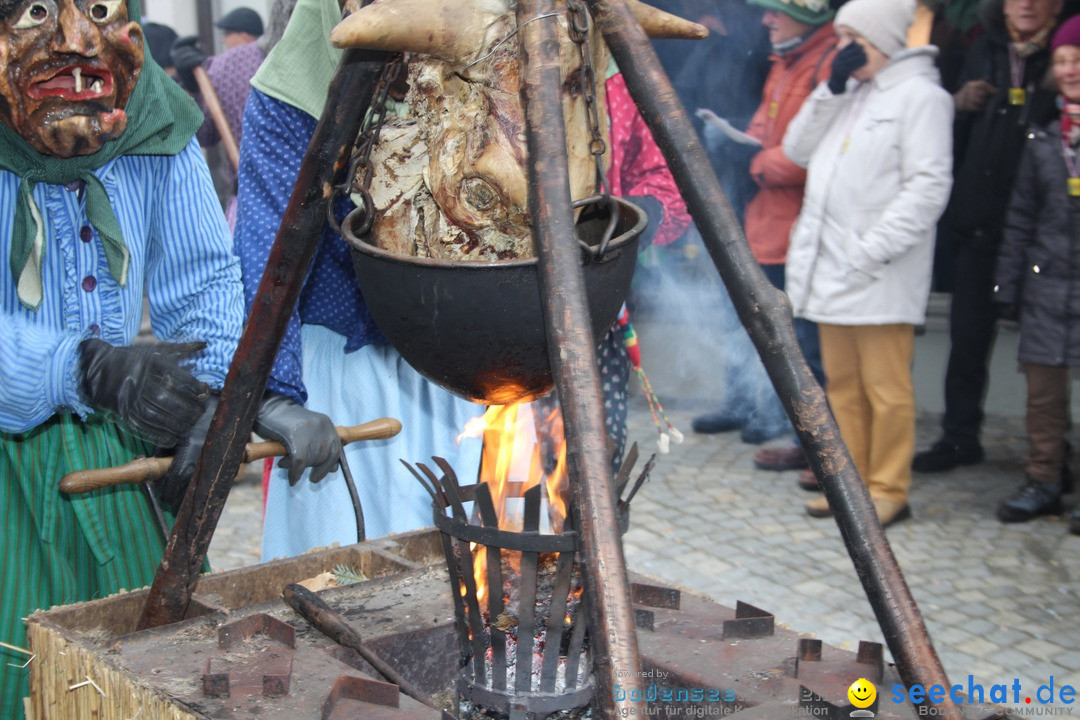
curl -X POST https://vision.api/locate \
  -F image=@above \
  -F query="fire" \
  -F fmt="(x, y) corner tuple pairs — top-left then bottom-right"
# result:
(458, 404), (570, 610)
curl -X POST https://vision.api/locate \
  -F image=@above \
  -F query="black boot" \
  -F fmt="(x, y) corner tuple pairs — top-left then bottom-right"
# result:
(1069, 506), (1080, 536)
(997, 479), (1063, 523)
(691, 411), (746, 434)
(912, 438), (985, 473)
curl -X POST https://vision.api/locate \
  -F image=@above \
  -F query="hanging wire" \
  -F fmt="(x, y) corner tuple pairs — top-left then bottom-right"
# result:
(463, 11), (563, 70)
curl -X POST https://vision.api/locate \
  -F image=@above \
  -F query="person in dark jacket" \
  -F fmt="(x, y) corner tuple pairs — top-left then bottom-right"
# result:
(913, 0), (1061, 473)
(674, 0), (771, 224)
(993, 15), (1080, 532)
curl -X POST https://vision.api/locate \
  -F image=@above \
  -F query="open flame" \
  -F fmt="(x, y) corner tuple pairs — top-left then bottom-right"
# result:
(458, 404), (570, 609)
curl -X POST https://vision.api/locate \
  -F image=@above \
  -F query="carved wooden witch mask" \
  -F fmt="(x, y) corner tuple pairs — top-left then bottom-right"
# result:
(0, 0), (144, 157)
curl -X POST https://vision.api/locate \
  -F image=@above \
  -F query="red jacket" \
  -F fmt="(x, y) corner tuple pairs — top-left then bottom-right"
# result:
(606, 73), (691, 247)
(744, 23), (837, 265)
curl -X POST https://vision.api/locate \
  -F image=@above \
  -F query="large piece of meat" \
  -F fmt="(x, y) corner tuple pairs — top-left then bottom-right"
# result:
(333, 0), (705, 261)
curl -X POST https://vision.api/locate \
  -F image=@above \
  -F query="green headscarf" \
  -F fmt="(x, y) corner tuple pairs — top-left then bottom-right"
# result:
(0, 0), (204, 310)
(251, 0), (344, 120)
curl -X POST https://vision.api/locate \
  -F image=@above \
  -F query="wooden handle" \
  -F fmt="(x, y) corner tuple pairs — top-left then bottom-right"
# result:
(59, 417), (402, 494)
(193, 66), (240, 172)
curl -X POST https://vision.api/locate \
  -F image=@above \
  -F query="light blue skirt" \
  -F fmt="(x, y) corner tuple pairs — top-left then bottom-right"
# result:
(261, 325), (485, 560)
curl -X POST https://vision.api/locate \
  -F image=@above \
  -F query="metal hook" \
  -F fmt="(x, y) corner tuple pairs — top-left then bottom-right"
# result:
(573, 194), (620, 260)
(338, 449), (366, 542)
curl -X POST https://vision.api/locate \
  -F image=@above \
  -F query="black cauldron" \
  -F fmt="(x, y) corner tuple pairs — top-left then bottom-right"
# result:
(344, 197), (645, 405)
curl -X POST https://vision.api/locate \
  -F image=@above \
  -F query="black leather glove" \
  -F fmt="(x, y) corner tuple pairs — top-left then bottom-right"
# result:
(156, 395), (218, 513)
(995, 301), (1019, 322)
(170, 36), (207, 93)
(828, 43), (868, 94)
(79, 339), (211, 448)
(255, 394), (341, 485)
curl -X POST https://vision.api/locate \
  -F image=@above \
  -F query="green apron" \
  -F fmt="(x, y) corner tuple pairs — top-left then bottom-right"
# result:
(0, 414), (164, 719)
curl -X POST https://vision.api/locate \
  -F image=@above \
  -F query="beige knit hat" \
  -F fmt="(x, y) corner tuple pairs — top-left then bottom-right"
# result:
(834, 0), (916, 57)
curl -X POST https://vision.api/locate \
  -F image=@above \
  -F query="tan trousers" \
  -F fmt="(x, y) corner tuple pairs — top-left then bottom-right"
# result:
(819, 323), (915, 503)
(1022, 363), (1071, 486)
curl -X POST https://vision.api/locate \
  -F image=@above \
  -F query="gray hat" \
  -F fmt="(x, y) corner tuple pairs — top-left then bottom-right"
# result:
(834, 0), (916, 57)
(216, 7), (264, 37)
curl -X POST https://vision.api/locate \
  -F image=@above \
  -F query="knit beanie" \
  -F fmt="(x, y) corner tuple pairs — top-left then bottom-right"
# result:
(1052, 15), (1080, 52)
(747, 0), (834, 26)
(834, 0), (916, 57)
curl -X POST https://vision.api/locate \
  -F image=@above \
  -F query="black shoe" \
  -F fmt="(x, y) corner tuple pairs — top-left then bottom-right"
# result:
(691, 411), (746, 434)
(912, 439), (985, 473)
(997, 480), (1063, 523)
(1069, 507), (1080, 535)
(740, 423), (789, 445)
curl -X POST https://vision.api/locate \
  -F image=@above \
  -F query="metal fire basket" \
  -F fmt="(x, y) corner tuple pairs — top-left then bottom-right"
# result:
(405, 457), (594, 720)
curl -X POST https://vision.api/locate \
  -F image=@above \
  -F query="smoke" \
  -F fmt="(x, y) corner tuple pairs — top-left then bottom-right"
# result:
(624, 0), (785, 430)
(629, 228), (785, 430)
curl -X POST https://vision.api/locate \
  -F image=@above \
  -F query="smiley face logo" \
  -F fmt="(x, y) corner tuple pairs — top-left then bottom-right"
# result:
(848, 678), (877, 709)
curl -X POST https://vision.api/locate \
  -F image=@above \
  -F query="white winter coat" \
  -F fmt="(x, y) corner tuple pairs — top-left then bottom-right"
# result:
(782, 47), (954, 326)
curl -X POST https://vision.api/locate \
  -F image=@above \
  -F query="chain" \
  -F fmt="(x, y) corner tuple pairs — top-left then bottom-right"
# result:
(566, 0), (618, 258)
(328, 55), (406, 237)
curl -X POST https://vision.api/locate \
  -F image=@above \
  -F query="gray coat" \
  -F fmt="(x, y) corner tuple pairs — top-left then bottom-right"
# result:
(995, 121), (1080, 367)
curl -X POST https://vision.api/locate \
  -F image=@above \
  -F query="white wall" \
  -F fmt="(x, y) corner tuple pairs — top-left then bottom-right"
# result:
(141, 0), (273, 50)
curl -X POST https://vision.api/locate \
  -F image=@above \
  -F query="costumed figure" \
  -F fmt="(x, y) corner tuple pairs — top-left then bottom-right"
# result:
(236, 0), (491, 559)
(0, 1), (247, 716)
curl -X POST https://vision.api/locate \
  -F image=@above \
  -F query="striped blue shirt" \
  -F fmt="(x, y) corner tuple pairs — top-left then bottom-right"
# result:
(0, 139), (244, 433)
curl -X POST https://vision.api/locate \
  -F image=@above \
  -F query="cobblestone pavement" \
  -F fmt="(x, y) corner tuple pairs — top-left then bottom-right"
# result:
(621, 402), (1080, 710)
(210, 401), (1080, 709)
(207, 466), (263, 572)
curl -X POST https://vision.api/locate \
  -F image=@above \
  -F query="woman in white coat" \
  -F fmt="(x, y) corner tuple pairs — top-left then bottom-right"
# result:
(782, 0), (953, 526)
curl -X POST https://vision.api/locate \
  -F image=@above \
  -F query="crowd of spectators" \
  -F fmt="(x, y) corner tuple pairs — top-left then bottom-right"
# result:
(665, 0), (1080, 534)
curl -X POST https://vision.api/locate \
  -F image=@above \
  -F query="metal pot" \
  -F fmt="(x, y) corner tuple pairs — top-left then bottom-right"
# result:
(344, 197), (645, 405)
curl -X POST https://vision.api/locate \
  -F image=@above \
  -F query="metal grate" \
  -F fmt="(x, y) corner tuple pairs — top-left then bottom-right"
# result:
(405, 457), (594, 720)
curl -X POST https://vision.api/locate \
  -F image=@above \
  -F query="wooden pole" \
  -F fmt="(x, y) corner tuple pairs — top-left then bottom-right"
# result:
(193, 66), (240, 171)
(907, 1), (936, 48)
(516, 2), (642, 717)
(585, 1), (965, 718)
(136, 47), (392, 630)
